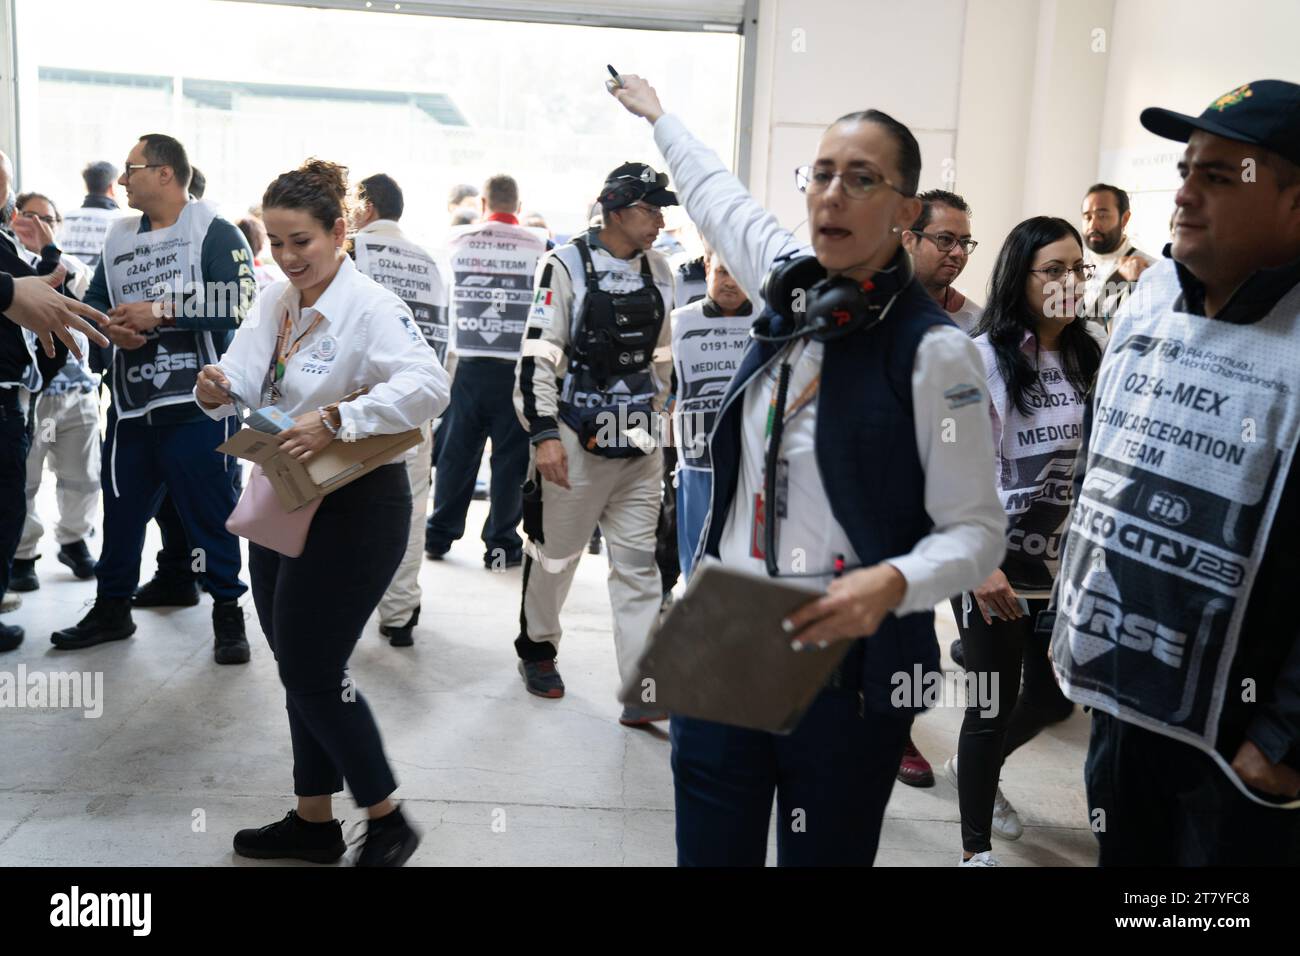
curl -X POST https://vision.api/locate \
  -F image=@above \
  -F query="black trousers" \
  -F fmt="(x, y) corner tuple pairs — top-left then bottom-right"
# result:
(1086, 710), (1300, 865)
(0, 389), (30, 598)
(949, 594), (1072, 853)
(249, 464), (411, 808)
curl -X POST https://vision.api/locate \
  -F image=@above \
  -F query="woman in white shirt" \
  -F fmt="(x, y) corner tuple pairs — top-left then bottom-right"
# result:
(195, 160), (449, 867)
(611, 78), (1005, 866)
(948, 217), (1104, 866)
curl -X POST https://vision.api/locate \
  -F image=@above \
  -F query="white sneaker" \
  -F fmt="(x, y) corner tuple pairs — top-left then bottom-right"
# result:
(959, 850), (1000, 867)
(0, 591), (20, 613)
(945, 754), (1024, 841)
(992, 789), (1024, 841)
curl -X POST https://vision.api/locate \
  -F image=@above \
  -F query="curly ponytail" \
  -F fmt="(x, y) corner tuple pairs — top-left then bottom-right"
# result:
(262, 158), (351, 233)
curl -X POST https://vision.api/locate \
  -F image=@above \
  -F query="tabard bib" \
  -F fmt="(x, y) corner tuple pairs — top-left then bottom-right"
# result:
(59, 206), (125, 271)
(1051, 260), (1300, 805)
(353, 233), (450, 363)
(670, 300), (754, 472)
(103, 200), (219, 418)
(445, 221), (547, 360)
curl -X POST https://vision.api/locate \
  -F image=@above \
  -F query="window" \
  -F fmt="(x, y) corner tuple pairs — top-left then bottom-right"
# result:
(14, 0), (740, 245)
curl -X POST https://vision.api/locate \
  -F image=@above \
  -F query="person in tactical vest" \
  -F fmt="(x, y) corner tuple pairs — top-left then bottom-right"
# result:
(512, 162), (677, 725)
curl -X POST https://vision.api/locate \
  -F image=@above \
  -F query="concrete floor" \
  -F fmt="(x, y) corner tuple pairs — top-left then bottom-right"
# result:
(1, 480), (1098, 867)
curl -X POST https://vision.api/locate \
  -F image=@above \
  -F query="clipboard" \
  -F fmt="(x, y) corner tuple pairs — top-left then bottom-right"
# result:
(619, 562), (852, 734)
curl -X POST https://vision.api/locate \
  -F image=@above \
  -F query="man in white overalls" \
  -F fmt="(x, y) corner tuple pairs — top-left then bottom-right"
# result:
(351, 172), (448, 646)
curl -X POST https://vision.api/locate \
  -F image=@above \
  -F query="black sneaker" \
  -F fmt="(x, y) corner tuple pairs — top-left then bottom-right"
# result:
(355, 805), (421, 867)
(51, 598), (136, 649)
(518, 658), (565, 699)
(233, 810), (346, 863)
(483, 551), (523, 571)
(424, 546), (448, 561)
(57, 540), (96, 580)
(0, 622), (24, 652)
(380, 607), (419, 648)
(213, 601), (250, 665)
(132, 575), (200, 608)
(9, 558), (39, 592)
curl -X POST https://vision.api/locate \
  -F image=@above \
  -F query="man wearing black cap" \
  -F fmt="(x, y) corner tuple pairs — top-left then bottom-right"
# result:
(512, 162), (677, 724)
(1051, 79), (1300, 864)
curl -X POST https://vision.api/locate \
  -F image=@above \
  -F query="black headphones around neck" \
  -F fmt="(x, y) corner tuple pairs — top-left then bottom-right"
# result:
(754, 247), (914, 344)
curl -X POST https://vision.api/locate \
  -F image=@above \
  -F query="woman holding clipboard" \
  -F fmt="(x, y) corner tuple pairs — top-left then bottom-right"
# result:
(610, 76), (1006, 866)
(195, 159), (448, 866)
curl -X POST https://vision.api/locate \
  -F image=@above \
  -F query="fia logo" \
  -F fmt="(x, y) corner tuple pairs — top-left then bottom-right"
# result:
(1146, 490), (1190, 527)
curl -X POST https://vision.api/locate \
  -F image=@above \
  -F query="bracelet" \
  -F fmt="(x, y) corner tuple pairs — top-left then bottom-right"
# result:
(318, 406), (339, 437)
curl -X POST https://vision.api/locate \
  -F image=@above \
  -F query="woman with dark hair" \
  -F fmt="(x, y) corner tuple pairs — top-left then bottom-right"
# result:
(611, 78), (1006, 865)
(195, 159), (449, 866)
(944, 216), (1104, 866)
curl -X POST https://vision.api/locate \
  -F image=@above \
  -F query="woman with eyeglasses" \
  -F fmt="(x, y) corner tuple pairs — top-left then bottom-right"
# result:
(610, 77), (1005, 866)
(11, 193), (91, 300)
(944, 216), (1105, 866)
(8, 192), (103, 593)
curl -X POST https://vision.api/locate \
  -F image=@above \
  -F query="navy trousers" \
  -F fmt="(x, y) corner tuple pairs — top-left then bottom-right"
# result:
(426, 358), (529, 562)
(96, 409), (245, 601)
(671, 682), (914, 866)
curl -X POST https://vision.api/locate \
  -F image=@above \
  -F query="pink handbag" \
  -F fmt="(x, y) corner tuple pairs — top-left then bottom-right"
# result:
(225, 463), (322, 558)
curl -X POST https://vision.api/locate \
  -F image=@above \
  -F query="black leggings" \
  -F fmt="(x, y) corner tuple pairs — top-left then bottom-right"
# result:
(249, 464), (411, 808)
(949, 594), (1073, 853)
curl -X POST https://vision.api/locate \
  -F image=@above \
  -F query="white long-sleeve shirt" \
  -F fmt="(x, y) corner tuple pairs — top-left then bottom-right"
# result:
(654, 113), (1005, 614)
(197, 254), (449, 435)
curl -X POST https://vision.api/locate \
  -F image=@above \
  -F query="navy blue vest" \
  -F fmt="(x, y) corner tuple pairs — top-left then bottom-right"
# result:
(702, 271), (955, 713)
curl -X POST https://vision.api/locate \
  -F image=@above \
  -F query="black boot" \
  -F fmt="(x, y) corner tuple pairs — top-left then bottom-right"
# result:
(213, 601), (250, 665)
(51, 597), (136, 649)
(355, 805), (421, 867)
(233, 810), (346, 863)
(9, 557), (39, 592)
(379, 607), (419, 647)
(57, 540), (96, 580)
(0, 622), (24, 652)
(132, 574), (200, 608)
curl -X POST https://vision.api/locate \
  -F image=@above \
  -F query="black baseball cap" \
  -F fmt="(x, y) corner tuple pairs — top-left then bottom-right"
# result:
(598, 162), (678, 211)
(1140, 79), (1300, 168)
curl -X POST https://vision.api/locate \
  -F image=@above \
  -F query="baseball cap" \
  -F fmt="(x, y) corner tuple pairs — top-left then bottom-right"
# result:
(1140, 79), (1300, 168)
(598, 162), (679, 212)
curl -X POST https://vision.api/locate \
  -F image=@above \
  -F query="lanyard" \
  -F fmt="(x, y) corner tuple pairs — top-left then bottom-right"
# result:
(274, 308), (324, 384)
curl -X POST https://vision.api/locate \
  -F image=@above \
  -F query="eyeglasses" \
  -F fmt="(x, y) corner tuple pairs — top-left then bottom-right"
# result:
(627, 202), (665, 221)
(123, 162), (164, 180)
(911, 230), (978, 255)
(1030, 263), (1097, 282)
(19, 210), (58, 227)
(795, 165), (909, 200)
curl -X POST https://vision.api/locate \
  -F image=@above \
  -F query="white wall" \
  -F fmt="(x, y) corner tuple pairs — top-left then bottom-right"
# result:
(745, 0), (1300, 302)
(1096, 0), (1300, 257)
(746, 0), (968, 246)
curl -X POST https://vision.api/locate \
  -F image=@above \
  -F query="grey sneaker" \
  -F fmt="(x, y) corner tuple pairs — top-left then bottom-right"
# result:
(959, 850), (1000, 867)
(619, 704), (669, 727)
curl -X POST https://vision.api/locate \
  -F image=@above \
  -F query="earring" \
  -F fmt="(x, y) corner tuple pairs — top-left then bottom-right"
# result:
(891, 226), (902, 234)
